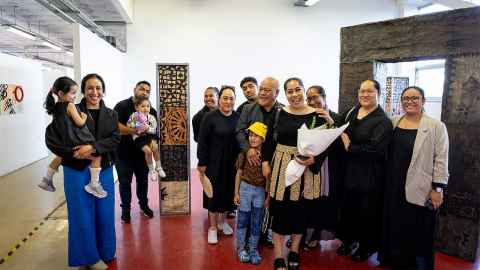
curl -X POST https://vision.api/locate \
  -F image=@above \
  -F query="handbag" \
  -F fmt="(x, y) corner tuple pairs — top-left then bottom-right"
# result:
(261, 207), (270, 234)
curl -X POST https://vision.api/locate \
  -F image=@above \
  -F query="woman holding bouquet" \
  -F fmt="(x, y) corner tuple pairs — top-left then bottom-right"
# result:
(262, 77), (326, 270)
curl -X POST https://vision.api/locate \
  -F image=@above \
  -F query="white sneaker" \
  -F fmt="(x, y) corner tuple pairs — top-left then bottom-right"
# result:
(148, 171), (158, 182)
(207, 228), (218, 244)
(38, 177), (56, 192)
(89, 260), (108, 270)
(219, 222), (234, 236)
(84, 183), (107, 198)
(156, 167), (166, 178)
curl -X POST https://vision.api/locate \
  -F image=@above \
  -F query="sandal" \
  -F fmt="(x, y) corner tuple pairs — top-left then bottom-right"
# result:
(303, 240), (319, 251)
(274, 258), (287, 270)
(287, 251), (300, 270)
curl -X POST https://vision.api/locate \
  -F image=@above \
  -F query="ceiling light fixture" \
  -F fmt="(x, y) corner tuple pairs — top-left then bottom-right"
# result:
(42, 41), (62, 51)
(65, 51), (74, 56)
(294, 0), (321, 7)
(3, 26), (36, 40)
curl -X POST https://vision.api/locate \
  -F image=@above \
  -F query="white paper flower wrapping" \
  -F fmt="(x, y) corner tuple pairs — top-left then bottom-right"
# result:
(285, 123), (349, 187)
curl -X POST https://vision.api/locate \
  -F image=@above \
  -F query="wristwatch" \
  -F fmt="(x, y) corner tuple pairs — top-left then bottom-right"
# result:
(434, 187), (443, 193)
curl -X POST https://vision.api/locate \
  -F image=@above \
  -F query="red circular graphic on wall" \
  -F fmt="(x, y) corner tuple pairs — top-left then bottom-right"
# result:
(14, 86), (24, 102)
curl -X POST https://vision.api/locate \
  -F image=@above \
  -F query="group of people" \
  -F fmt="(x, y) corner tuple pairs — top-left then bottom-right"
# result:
(193, 77), (449, 270)
(40, 72), (449, 270)
(42, 75), (165, 270)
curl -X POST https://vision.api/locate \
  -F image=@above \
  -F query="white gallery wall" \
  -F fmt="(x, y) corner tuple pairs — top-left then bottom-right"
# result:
(126, 0), (400, 167)
(73, 23), (128, 108)
(0, 53), (48, 176)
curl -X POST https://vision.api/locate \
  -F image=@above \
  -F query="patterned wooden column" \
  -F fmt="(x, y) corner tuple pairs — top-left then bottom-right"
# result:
(156, 63), (190, 215)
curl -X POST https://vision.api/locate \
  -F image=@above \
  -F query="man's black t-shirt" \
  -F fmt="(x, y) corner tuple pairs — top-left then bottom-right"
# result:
(114, 97), (158, 160)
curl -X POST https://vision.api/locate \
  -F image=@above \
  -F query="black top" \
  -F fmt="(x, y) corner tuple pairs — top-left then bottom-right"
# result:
(388, 128), (417, 202)
(260, 106), (277, 133)
(341, 105), (393, 192)
(46, 99), (120, 171)
(88, 109), (100, 137)
(192, 106), (211, 143)
(235, 101), (284, 152)
(114, 97), (158, 160)
(263, 109), (326, 173)
(197, 109), (240, 167)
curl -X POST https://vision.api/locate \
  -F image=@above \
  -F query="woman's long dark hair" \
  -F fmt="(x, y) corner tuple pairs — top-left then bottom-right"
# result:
(44, 76), (77, 115)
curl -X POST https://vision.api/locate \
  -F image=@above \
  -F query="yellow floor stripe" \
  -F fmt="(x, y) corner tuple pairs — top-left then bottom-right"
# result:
(0, 220), (46, 265)
(0, 201), (66, 265)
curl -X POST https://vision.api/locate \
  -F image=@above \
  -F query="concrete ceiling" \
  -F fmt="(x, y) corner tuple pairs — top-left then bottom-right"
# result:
(399, 0), (477, 8)
(0, 0), (129, 67)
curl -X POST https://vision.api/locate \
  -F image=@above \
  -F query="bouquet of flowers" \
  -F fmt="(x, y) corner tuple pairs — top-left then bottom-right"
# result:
(285, 122), (349, 187)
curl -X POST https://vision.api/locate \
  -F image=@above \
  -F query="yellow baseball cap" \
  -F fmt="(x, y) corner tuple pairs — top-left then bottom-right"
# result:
(247, 122), (268, 140)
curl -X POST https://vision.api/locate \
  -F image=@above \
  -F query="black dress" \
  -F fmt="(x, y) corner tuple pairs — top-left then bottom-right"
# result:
(197, 109), (239, 212)
(379, 128), (437, 270)
(45, 102), (96, 159)
(263, 110), (324, 235)
(336, 105), (392, 253)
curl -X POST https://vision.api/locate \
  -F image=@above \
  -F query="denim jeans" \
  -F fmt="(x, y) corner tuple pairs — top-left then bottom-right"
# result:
(236, 181), (265, 252)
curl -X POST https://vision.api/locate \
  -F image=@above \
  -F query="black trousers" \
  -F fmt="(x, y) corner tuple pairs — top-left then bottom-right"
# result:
(337, 188), (383, 253)
(116, 158), (149, 210)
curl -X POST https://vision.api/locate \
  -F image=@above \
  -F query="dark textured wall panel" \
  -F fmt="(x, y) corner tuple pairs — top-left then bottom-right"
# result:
(341, 7), (480, 63)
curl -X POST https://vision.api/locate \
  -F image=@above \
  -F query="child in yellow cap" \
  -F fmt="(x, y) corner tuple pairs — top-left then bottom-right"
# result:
(234, 121), (269, 265)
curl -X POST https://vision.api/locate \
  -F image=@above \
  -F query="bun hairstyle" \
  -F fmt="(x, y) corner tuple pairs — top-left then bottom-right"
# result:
(219, 85), (236, 97)
(284, 77), (304, 91)
(206, 86), (220, 96)
(308, 85), (326, 98)
(44, 76), (77, 115)
(364, 79), (381, 95)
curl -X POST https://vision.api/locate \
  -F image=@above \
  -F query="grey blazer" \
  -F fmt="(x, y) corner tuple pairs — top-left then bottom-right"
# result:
(392, 114), (449, 206)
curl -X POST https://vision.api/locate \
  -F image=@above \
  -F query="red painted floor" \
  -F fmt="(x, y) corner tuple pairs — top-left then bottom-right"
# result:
(109, 170), (479, 270)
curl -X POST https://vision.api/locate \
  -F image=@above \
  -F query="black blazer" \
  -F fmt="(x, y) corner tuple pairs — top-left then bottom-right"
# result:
(46, 98), (120, 171)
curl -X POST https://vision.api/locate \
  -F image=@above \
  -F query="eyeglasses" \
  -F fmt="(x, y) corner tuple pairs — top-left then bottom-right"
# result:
(401, 96), (421, 103)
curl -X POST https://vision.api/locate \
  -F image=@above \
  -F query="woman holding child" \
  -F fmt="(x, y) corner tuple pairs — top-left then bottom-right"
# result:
(45, 74), (119, 270)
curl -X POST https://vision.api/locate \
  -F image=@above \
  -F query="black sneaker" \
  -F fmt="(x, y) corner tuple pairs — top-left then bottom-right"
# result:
(141, 205), (154, 218)
(337, 242), (358, 256)
(121, 209), (131, 224)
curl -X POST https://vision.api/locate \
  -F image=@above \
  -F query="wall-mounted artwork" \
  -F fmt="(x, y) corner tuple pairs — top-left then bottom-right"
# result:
(156, 63), (190, 215)
(0, 84), (24, 115)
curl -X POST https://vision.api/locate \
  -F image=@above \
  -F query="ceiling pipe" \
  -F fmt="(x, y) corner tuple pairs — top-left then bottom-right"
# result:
(294, 0), (321, 7)
(33, 0), (109, 37)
